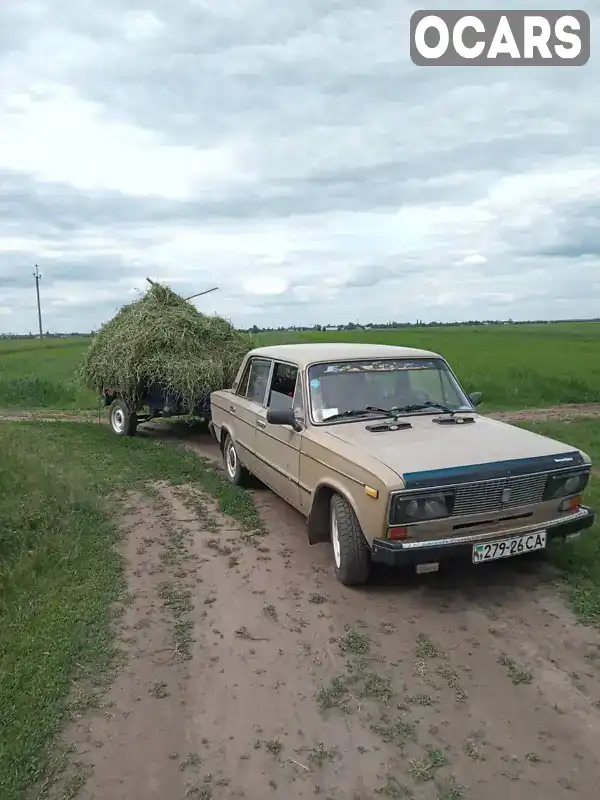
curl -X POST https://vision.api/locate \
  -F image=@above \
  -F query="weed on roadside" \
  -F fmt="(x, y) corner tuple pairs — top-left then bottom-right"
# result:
(157, 581), (194, 617)
(362, 673), (393, 705)
(307, 743), (336, 768)
(150, 681), (170, 698)
(179, 752), (202, 770)
(408, 746), (448, 783)
(265, 739), (283, 756)
(415, 633), (444, 660)
(316, 676), (351, 711)
(498, 655), (533, 685)
(206, 538), (232, 556)
(407, 692), (435, 706)
(437, 782), (465, 800)
(340, 628), (371, 656)
(371, 718), (417, 747)
(374, 775), (411, 797)
(463, 738), (485, 761)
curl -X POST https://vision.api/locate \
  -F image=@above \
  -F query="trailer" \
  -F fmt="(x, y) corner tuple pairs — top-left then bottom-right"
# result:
(101, 278), (218, 436)
(103, 385), (211, 436)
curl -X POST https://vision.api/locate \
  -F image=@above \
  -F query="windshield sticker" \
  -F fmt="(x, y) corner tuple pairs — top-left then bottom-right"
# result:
(321, 408), (339, 419)
(310, 378), (320, 388)
(321, 360), (439, 374)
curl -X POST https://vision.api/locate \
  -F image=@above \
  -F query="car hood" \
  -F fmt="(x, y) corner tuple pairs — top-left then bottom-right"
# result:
(321, 413), (584, 482)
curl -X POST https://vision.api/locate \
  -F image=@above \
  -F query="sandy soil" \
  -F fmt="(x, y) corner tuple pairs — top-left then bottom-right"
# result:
(39, 416), (600, 800)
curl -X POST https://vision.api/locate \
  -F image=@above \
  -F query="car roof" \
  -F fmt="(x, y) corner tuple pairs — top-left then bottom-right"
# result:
(245, 342), (441, 368)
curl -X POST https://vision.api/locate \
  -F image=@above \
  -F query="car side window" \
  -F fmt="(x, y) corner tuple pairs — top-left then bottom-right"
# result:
(292, 372), (305, 423)
(237, 358), (272, 405)
(267, 362), (299, 411)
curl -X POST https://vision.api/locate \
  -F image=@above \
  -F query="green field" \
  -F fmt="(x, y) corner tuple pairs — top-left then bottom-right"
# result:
(1, 321), (599, 410)
(0, 338), (94, 410)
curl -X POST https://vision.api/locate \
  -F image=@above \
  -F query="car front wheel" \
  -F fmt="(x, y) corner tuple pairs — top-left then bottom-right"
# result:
(330, 493), (371, 586)
(223, 434), (249, 486)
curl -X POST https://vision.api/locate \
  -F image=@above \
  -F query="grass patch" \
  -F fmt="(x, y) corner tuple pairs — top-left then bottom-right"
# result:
(0, 419), (264, 799)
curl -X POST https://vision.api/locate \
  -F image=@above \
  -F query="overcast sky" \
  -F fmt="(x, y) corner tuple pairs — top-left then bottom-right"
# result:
(1, 0), (598, 334)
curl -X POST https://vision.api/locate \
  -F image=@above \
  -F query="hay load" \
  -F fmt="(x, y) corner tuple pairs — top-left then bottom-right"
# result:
(81, 282), (252, 412)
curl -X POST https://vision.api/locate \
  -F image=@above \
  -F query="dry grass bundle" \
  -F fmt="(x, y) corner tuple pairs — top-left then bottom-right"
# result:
(81, 282), (253, 410)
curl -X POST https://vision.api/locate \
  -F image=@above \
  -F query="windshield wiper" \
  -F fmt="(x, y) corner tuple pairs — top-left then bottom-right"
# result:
(399, 401), (458, 415)
(366, 402), (460, 417)
(324, 408), (390, 422)
(325, 402), (465, 422)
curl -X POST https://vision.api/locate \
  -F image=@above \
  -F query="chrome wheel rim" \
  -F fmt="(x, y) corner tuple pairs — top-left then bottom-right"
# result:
(112, 408), (125, 433)
(226, 442), (237, 479)
(331, 506), (341, 568)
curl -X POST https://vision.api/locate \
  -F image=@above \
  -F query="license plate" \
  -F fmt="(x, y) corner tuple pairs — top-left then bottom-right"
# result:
(472, 531), (547, 564)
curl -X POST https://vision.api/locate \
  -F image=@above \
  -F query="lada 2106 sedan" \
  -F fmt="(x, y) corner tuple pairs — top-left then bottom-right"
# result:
(209, 343), (595, 586)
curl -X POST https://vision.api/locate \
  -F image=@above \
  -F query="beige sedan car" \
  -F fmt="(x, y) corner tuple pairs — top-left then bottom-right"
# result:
(209, 343), (595, 586)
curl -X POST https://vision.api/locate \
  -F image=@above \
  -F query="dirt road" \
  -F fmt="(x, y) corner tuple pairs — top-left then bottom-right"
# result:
(42, 420), (600, 800)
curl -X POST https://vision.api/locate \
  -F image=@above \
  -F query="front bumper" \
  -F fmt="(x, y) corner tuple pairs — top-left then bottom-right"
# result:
(370, 506), (596, 566)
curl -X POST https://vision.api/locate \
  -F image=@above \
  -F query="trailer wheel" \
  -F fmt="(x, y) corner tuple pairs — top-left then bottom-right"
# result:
(223, 433), (249, 486)
(109, 400), (138, 437)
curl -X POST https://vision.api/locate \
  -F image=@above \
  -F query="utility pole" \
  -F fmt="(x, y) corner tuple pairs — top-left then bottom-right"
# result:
(33, 265), (43, 338)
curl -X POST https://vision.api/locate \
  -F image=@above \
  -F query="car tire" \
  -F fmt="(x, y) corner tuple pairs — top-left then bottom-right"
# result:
(109, 400), (138, 437)
(330, 493), (371, 586)
(223, 434), (250, 486)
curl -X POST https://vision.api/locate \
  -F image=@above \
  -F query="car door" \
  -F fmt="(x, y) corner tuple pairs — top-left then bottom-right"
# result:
(255, 361), (304, 510)
(229, 356), (273, 476)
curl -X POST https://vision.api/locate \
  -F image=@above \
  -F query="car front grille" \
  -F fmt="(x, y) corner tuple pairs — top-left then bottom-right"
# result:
(452, 472), (548, 516)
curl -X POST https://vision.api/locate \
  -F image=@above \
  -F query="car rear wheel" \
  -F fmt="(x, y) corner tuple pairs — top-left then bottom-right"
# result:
(330, 493), (371, 586)
(109, 400), (138, 437)
(223, 434), (250, 486)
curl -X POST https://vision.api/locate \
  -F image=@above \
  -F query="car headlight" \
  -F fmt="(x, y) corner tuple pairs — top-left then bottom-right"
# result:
(543, 470), (590, 500)
(389, 491), (455, 525)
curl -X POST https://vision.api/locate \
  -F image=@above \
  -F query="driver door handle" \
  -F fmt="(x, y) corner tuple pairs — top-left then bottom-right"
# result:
(257, 419), (266, 429)
(229, 404), (236, 413)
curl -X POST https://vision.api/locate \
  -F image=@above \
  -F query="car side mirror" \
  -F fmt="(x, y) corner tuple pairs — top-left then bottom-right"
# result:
(266, 407), (302, 431)
(468, 391), (483, 407)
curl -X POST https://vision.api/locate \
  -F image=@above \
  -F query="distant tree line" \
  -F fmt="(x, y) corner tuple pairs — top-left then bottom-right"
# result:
(1, 317), (599, 339)
(242, 318), (600, 334)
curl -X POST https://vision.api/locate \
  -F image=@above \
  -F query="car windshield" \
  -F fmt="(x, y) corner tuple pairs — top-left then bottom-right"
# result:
(307, 358), (473, 423)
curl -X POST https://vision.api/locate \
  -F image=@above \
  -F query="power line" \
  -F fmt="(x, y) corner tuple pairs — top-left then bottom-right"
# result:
(33, 265), (43, 338)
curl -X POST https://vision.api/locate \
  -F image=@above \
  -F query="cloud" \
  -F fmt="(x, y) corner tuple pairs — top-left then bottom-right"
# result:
(1, 0), (599, 333)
